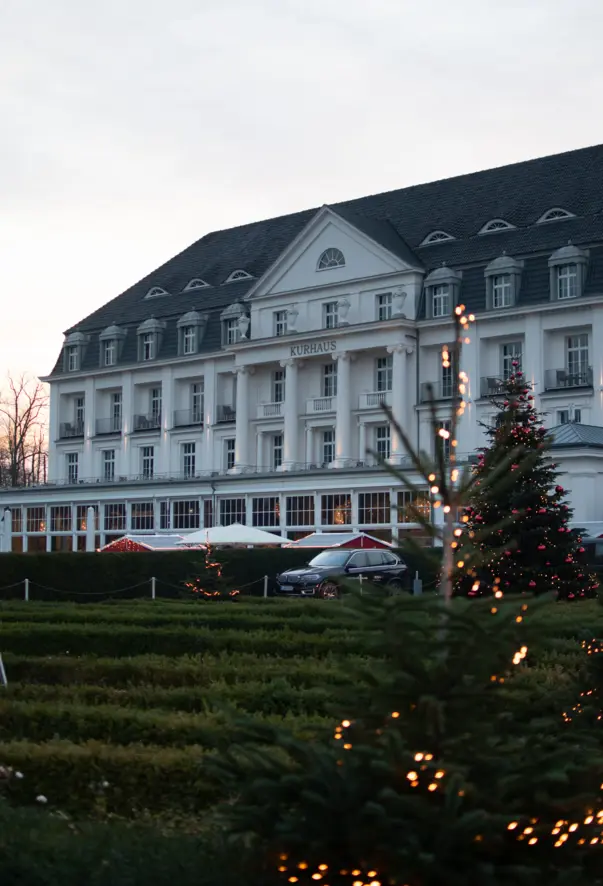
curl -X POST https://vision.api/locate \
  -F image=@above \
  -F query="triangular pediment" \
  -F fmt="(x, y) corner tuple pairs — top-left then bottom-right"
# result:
(245, 206), (421, 299)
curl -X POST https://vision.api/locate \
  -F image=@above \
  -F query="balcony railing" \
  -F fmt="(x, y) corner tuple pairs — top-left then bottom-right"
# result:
(543, 367), (593, 391)
(59, 421), (84, 439)
(257, 402), (283, 419)
(306, 396), (335, 414)
(419, 381), (456, 403)
(358, 391), (392, 409)
(480, 377), (507, 398)
(173, 409), (204, 429)
(133, 413), (162, 432)
(95, 417), (122, 435)
(216, 404), (236, 423)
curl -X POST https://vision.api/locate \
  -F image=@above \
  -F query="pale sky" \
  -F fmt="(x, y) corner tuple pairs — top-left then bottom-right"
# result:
(2, 0), (603, 380)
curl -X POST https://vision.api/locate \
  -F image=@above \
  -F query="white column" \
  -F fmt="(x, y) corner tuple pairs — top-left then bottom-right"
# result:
(279, 359), (299, 470)
(591, 307), (603, 426)
(231, 366), (252, 473)
(82, 378), (95, 479)
(256, 431), (264, 470)
(47, 386), (60, 481)
(160, 367), (173, 475)
(314, 491), (322, 530)
(358, 421), (367, 464)
(121, 371), (134, 478)
(524, 313), (542, 397)
(387, 343), (409, 464)
(305, 426), (314, 466)
(333, 352), (352, 466)
(203, 360), (216, 471)
(85, 506), (96, 552)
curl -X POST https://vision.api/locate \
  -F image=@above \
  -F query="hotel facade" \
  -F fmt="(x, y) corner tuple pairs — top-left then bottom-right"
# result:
(3, 144), (603, 551)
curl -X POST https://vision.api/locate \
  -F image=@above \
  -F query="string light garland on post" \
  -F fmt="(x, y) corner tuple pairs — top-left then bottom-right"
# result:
(184, 542), (239, 599)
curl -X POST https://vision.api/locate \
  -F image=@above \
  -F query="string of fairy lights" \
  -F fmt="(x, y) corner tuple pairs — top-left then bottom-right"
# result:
(184, 543), (240, 597)
(273, 309), (603, 885)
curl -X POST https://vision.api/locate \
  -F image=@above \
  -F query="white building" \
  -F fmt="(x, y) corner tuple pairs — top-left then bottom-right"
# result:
(3, 143), (603, 551)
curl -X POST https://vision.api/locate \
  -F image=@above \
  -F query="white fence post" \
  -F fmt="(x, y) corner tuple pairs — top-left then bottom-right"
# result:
(263, 575), (269, 598)
(24, 578), (29, 602)
(0, 655), (7, 687)
(151, 576), (156, 600)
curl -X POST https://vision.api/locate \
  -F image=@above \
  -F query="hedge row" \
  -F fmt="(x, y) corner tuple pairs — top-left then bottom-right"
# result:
(0, 622), (369, 658)
(0, 546), (440, 601)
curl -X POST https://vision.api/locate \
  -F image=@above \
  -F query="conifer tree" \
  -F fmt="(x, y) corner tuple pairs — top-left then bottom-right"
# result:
(458, 362), (596, 600)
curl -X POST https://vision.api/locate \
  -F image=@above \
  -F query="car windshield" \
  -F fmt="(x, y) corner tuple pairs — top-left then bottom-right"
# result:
(308, 551), (350, 568)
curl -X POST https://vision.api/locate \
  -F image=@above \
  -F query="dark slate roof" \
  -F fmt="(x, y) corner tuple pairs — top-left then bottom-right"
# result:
(50, 142), (603, 377)
(549, 423), (603, 449)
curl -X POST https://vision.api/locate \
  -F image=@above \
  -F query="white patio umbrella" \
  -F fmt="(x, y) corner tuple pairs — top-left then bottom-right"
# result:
(177, 523), (288, 547)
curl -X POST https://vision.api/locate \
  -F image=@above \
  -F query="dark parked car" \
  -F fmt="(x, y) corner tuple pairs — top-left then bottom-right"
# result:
(275, 548), (408, 598)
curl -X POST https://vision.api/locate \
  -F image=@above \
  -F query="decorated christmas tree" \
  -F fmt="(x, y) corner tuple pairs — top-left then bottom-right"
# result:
(458, 362), (597, 600)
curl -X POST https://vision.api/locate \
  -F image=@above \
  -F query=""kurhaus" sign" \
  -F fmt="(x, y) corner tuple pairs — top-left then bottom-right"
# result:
(289, 340), (336, 357)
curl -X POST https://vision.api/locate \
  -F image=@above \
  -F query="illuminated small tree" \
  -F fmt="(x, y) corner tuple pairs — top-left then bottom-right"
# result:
(184, 543), (239, 600)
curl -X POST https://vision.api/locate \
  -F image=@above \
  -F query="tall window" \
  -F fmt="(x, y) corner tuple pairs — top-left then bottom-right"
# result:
(491, 275), (512, 309)
(321, 493), (351, 526)
(150, 387), (162, 421)
(358, 492), (390, 524)
(67, 345), (79, 371)
(375, 425), (391, 460)
(182, 326), (196, 355)
(103, 339), (116, 366)
(323, 301), (339, 329)
(286, 496), (314, 526)
(75, 396), (85, 430)
(141, 446), (154, 479)
(566, 333), (589, 381)
(104, 503), (126, 531)
(76, 505), (99, 531)
(432, 285), (450, 318)
(191, 381), (204, 423)
(224, 318), (238, 345)
(501, 342), (522, 380)
(67, 452), (79, 483)
(557, 264), (578, 300)
(436, 420), (452, 461)
(252, 497), (280, 527)
(131, 502), (154, 531)
(219, 498), (245, 525)
(182, 442), (196, 478)
(50, 505), (72, 532)
(375, 356), (393, 392)
(26, 506), (46, 533)
(102, 449), (115, 481)
(159, 501), (171, 530)
(272, 433), (283, 470)
(323, 363), (337, 397)
(173, 500), (200, 530)
(441, 361), (454, 399)
(376, 292), (393, 321)
(273, 310), (288, 337)
(142, 332), (155, 361)
(272, 370), (285, 403)
(111, 392), (122, 431)
(322, 429), (335, 465)
(225, 438), (235, 471)
(397, 490), (431, 523)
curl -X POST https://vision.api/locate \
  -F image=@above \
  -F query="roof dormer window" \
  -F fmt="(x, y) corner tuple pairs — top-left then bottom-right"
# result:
(484, 253), (523, 310)
(548, 242), (589, 302)
(220, 302), (248, 345)
(537, 207), (575, 224)
(420, 230), (455, 246)
(136, 317), (166, 362)
(99, 324), (126, 367)
(145, 286), (169, 299)
(424, 265), (462, 319)
(177, 309), (208, 356)
(224, 269), (252, 283)
(317, 247), (345, 270)
(62, 331), (89, 373)
(183, 278), (210, 291)
(478, 219), (515, 234)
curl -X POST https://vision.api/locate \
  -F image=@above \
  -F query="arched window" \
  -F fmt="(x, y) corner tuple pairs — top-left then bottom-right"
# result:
(225, 269), (252, 283)
(536, 207), (575, 224)
(317, 247), (345, 270)
(420, 230), (455, 246)
(145, 286), (169, 299)
(478, 219), (515, 234)
(184, 278), (210, 291)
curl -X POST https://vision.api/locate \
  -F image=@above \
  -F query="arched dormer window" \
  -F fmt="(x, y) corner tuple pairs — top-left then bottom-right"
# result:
(137, 317), (166, 362)
(536, 207), (575, 224)
(317, 247), (345, 270)
(224, 269), (252, 283)
(99, 323), (127, 367)
(420, 230), (455, 246)
(220, 302), (248, 345)
(478, 219), (515, 235)
(177, 310), (209, 356)
(63, 330), (90, 372)
(424, 265), (462, 319)
(484, 253), (524, 311)
(183, 278), (210, 291)
(548, 241), (589, 301)
(145, 286), (169, 299)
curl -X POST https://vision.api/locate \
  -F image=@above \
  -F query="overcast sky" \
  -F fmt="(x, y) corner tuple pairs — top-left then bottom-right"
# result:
(2, 0), (603, 380)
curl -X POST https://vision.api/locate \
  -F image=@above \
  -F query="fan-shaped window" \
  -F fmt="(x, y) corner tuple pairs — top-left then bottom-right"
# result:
(420, 230), (455, 246)
(145, 286), (169, 299)
(478, 219), (515, 235)
(225, 269), (252, 283)
(317, 248), (345, 270)
(184, 278), (210, 291)
(536, 207), (575, 224)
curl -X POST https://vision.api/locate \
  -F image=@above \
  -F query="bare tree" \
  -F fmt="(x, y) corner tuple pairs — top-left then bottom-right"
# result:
(0, 374), (48, 487)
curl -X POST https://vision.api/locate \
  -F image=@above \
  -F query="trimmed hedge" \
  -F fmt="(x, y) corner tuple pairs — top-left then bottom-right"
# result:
(0, 545), (439, 601)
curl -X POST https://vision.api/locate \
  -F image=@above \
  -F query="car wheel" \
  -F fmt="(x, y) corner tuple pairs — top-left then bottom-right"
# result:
(318, 580), (340, 600)
(387, 578), (405, 595)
